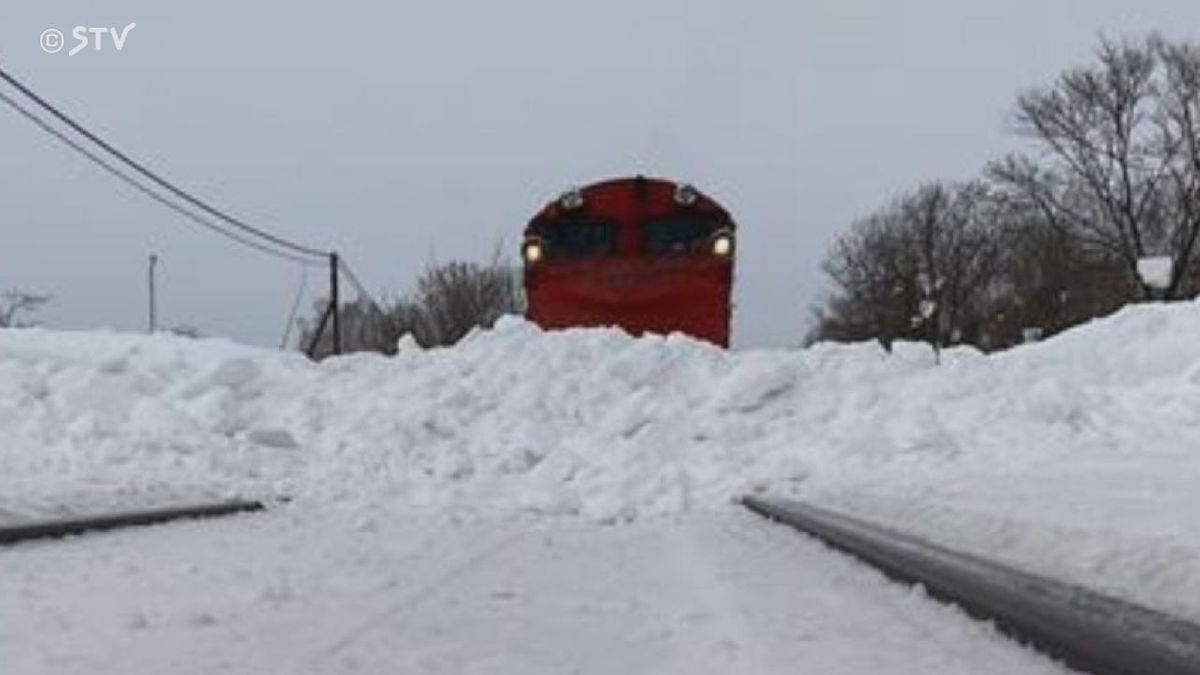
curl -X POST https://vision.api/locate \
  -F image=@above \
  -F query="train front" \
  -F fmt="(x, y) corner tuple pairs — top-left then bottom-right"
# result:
(520, 176), (736, 346)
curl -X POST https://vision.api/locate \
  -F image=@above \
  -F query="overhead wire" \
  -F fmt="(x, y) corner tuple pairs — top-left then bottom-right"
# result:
(0, 64), (326, 259)
(0, 66), (392, 353)
(0, 89), (321, 266)
(338, 258), (387, 316)
(279, 263), (310, 348)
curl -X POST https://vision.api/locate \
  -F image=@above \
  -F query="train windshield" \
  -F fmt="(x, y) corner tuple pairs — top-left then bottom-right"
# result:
(642, 216), (713, 254)
(544, 219), (616, 259)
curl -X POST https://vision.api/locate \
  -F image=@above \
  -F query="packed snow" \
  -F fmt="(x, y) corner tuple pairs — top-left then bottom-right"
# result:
(0, 509), (1071, 674)
(1138, 255), (1174, 290)
(2, 299), (1199, 630)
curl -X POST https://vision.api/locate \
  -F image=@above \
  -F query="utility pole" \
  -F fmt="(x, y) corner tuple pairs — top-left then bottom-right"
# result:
(330, 251), (341, 355)
(303, 252), (343, 359)
(148, 253), (158, 333)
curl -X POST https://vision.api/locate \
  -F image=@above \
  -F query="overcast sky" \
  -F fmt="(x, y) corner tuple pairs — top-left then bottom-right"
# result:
(2, 2), (1199, 348)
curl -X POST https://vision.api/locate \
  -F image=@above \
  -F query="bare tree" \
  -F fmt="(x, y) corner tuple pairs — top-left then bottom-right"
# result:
(818, 205), (918, 348)
(817, 182), (1002, 351)
(905, 182), (1006, 350)
(412, 260), (522, 347)
(298, 296), (402, 357)
(0, 290), (52, 328)
(298, 257), (523, 358)
(816, 34), (1200, 351)
(999, 35), (1200, 299)
(982, 188), (1132, 344)
(1156, 38), (1200, 293)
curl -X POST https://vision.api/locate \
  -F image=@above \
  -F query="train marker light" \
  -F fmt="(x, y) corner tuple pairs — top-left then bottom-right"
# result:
(674, 183), (699, 206)
(559, 188), (584, 210)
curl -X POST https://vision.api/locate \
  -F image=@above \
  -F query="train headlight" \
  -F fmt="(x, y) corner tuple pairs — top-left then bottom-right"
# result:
(711, 230), (734, 257)
(559, 188), (584, 210)
(522, 238), (544, 264)
(674, 183), (699, 206)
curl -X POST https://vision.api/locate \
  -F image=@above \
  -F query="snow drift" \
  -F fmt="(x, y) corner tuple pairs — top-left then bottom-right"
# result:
(1, 302), (1199, 619)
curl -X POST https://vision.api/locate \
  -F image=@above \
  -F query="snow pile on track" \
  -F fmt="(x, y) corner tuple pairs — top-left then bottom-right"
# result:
(2, 303), (1200, 618)
(0, 321), (808, 522)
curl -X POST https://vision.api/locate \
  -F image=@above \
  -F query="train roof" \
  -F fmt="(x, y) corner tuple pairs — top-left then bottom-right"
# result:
(526, 176), (735, 232)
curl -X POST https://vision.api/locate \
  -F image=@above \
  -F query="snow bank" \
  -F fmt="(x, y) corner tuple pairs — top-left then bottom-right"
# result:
(2, 301), (1199, 619)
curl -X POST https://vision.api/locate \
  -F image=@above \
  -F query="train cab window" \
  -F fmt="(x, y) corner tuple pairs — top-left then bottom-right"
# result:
(642, 216), (713, 255)
(543, 219), (616, 259)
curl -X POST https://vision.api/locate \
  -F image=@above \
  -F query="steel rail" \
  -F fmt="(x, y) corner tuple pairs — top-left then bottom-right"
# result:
(741, 495), (1200, 675)
(0, 500), (265, 546)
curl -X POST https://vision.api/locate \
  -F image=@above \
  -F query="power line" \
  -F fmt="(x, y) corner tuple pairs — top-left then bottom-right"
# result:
(0, 89), (321, 265)
(0, 67), (389, 357)
(338, 258), (387, 315)
(279, 263), (310, 348)
(0, 64), (326, 259)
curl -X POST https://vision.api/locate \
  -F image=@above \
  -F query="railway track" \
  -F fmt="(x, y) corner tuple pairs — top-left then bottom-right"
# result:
(0, 499), (264, 545)
(742, 495), (1200, 675)
(5, 496), (1199, 673)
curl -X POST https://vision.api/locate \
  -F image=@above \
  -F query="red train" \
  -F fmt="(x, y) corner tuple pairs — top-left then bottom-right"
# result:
(521, 176), (736, 346)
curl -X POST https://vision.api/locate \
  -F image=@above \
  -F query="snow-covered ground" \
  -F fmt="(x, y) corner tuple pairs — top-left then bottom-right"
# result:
(0, 509), (1069, 674)
(1, 299), (1198, 653)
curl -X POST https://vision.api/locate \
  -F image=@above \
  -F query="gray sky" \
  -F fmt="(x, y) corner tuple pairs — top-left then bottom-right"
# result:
(2, 1), (1199, 348)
